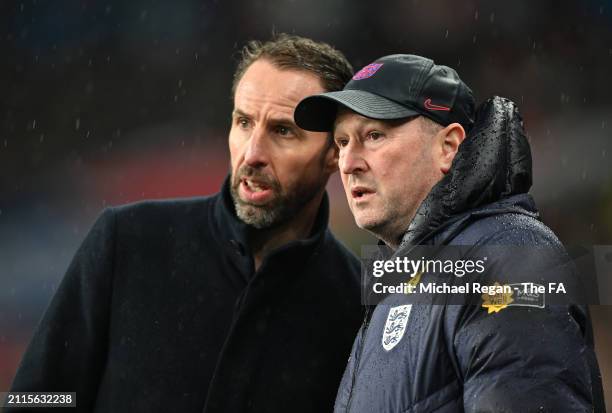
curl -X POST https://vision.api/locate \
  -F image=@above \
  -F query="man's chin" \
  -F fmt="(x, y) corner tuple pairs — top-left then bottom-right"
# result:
(354, 213), (380, 230)
(235, 201), (285, 229)
(235, 201), (270, 215)
(355, 215), (390, 236)
(237, 198), (270, 208)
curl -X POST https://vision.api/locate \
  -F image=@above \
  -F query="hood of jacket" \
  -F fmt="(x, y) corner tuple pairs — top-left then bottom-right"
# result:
(399, 96), (534, 247)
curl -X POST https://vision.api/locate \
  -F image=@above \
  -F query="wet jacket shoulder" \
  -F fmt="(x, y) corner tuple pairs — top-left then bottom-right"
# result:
(442, 197), (601, 413)
(9, 182), (363, 413)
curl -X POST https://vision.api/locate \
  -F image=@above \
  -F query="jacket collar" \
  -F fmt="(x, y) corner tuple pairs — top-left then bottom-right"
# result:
(425, 192), (539, 246)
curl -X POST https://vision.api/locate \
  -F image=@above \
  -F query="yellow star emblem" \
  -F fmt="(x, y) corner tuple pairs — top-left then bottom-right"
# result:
(481, 282), (514, 314)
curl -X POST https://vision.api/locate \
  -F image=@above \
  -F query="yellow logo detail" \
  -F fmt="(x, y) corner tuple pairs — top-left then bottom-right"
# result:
(481, 282), (514, 314)
(404, 271), (422, 294)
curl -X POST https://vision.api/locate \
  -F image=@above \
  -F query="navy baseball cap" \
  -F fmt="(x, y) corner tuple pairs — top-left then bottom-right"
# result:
(294, 54), (475, 132)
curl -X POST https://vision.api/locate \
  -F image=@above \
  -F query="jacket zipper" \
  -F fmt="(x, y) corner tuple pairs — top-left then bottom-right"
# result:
(345, 304), (374, 412)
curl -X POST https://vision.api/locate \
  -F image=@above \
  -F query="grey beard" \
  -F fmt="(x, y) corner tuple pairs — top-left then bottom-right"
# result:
(231, 189), (290, 229)
(229, 176), (323, 230)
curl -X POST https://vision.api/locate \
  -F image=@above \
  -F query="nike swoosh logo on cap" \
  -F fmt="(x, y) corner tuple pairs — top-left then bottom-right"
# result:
(424, 98), (450, 111)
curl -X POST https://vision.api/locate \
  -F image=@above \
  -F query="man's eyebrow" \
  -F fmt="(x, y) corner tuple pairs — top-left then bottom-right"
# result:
(270, 116), (298, 126)
(231, 110), (295, 126)
(232, 109), (250, 118)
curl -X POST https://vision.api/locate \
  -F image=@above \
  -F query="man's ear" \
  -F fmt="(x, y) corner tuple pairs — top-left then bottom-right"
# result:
(323, 137), (339, 174)
(438, 123), (466, 174)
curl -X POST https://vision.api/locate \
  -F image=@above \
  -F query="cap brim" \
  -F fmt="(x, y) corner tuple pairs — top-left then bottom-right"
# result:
(294, 90), (419, 132)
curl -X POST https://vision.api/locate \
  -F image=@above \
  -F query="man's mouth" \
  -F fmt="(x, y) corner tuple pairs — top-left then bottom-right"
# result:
(243, 178), (270, 192)
(239, 176), (275, 204)
(351, 186), (375, 200)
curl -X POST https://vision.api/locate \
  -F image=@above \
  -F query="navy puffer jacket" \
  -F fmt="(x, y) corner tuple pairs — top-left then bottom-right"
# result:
(334, 97), (605, 413)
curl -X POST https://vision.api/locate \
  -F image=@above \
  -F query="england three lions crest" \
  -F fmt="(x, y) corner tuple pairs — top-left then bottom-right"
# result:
(382, 305), (412, 351)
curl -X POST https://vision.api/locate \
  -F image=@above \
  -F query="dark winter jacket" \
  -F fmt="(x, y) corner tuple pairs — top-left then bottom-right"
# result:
(334, 97), (605, 413)
(9, 178), (363, 412)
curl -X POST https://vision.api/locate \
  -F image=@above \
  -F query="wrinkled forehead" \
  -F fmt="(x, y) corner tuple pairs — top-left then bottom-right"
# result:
(234, 60), (326, 111)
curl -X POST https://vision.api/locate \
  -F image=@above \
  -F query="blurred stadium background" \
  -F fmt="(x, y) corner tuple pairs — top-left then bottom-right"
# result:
(1, 0), (611, 407)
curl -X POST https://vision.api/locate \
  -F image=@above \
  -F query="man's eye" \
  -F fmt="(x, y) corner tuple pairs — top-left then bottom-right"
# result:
(237, 118), (251, 128)
(367, 131), (384, 141)
(335, 137), (349, 148)
(275, 125), (293, 136)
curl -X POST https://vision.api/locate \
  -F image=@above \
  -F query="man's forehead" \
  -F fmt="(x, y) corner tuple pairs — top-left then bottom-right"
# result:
(235, 60), (325, 104)
(235, 87), (323, 124)
(234, 84), (297, 113)
(232, 106), (295, 124)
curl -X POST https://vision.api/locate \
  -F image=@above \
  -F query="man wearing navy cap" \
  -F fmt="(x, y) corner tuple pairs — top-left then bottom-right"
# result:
(295, 54), (605, 412)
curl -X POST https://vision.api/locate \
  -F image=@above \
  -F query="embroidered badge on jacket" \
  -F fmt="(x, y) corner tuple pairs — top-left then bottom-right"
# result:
(382, 305), (412, 351)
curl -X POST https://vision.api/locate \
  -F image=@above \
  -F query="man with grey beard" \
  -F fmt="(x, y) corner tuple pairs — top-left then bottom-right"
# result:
(8, 34), (363, 413)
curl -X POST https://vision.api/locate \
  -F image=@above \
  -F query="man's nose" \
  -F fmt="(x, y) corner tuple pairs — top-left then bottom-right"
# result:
(243, 126), (269, 168)
(340, 144), (367, 175)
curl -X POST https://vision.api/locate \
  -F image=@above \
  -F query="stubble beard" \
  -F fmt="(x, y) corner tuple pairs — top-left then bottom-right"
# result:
(230, 165), (324, 230)
(354, 192), (414, 248)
